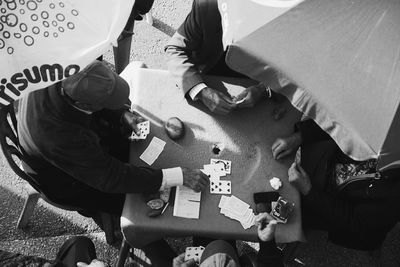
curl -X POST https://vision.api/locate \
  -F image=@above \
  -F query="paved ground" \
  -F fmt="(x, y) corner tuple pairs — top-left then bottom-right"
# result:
(1, 1), (400, 266)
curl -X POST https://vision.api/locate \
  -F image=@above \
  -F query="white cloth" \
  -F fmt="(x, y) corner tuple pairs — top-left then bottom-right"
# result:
(189, 83), (208, 100)
(161, 167), (183, 190)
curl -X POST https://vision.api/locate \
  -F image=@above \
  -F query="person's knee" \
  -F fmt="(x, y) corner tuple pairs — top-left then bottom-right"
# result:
(67, 236), (96, 253)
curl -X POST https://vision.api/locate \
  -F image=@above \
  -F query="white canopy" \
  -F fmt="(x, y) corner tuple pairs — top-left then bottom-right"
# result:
(0, 0), (134, 106)
(219, 0), (400, 171)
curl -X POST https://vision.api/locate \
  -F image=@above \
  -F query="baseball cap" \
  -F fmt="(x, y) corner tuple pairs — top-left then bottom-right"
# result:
(62, 60), (129, 110)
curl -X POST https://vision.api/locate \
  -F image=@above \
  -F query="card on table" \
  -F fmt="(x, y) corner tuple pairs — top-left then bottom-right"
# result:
(200, 169), (220, 182)
(223, 195), (250, 214)
(218, 195), (256, 229)
(210, 159), (232, 174)
(203, 163), (226, 177)
(184, 246), (205, 263)
(210, 180), (231, 194)
(139, 136), (166, 166)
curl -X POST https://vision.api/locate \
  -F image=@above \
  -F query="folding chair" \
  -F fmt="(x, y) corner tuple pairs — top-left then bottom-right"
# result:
(0, 102), (119, 245)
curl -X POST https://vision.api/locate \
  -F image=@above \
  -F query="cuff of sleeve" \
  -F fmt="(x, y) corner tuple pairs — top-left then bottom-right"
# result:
(188, 83), (207, 101)
(160, 167), (183, 190)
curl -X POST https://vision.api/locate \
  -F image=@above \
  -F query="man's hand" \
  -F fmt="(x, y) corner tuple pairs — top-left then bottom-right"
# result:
(255, 213), (278, 242)
(200, 87), (237, 115)
(77, 259), (107, 267)
(173, 253), (197, 267)
(271, 132), (302, 160)
(235, 84), (266, 108)
(121, 110), (146, 135)
(182, 168), (208, 192)
(288, 162), (311, 195)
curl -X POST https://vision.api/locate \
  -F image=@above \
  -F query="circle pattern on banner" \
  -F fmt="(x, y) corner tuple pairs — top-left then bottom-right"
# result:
(0, 0), (79, 53)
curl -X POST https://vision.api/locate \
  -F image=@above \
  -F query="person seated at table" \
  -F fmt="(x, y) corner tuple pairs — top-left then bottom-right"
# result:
(272, 119), (400, 251)
(18, 60), (208, 216)
(16, 60), (208, 265)
(165, 0), (283, 115)
(173, 213), (283, 267)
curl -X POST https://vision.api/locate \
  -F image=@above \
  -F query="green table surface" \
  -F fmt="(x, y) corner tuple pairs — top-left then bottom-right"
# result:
(120, 64), (304, 248)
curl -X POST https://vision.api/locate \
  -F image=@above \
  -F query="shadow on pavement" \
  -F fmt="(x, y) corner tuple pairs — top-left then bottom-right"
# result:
(0, 185), (96, 242)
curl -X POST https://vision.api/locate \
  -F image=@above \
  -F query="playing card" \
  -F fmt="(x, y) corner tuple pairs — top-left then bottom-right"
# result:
(218, 195), (229, 208)
(201, 169), (220, 182)
(221, 205), (251, 220)
(210, 159), (232, 174)
(139, 137), (166, 165)
(210, 180), (231, 194)
(204, 163), (226, 177)
(218, 196), (256, 229)
(184, 246), (205, 263)
(130, 121), (150, 140)
(223, 195), (250, 214)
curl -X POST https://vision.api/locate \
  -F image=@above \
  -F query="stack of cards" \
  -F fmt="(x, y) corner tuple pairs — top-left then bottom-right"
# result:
(184, 246), (205, 263)
(219, 195), (256, 229)
(202, 159), (232, 195)
(130, 121), (150, 140)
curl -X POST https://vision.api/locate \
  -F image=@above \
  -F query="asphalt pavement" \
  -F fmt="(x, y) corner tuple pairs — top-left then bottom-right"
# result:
(1, 1), (400, 266)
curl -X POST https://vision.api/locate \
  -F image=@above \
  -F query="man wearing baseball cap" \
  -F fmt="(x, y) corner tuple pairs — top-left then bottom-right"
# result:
(17, 60), (207, 218)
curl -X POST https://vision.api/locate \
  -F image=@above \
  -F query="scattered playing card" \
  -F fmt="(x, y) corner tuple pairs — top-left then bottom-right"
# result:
(210, 159), (232, 174)
(210, 180), (231, 194)
(130, 121), (150, 140)
(139, 137), (166, 165)
(184, 246), (205, 263)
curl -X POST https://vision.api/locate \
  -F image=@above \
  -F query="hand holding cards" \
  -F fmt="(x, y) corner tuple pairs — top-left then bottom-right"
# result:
(184, 246), (205, 263)
(130, 121), (150, 140)
(270, 196), (295, 223)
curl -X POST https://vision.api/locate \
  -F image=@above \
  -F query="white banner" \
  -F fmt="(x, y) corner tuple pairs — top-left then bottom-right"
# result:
(0, 0), (134, 106)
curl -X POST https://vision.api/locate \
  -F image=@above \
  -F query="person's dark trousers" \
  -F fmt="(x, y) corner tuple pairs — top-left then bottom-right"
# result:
(50, 236), (97, 267)
(130, 239), (177, 267)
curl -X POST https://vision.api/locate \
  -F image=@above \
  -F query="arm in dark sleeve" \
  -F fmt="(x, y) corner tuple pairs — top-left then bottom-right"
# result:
(295, 119), (331, 145)
(164, 0), (205, 94)
(41, 131), (162, 194)
(257, 239), (284, 267)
